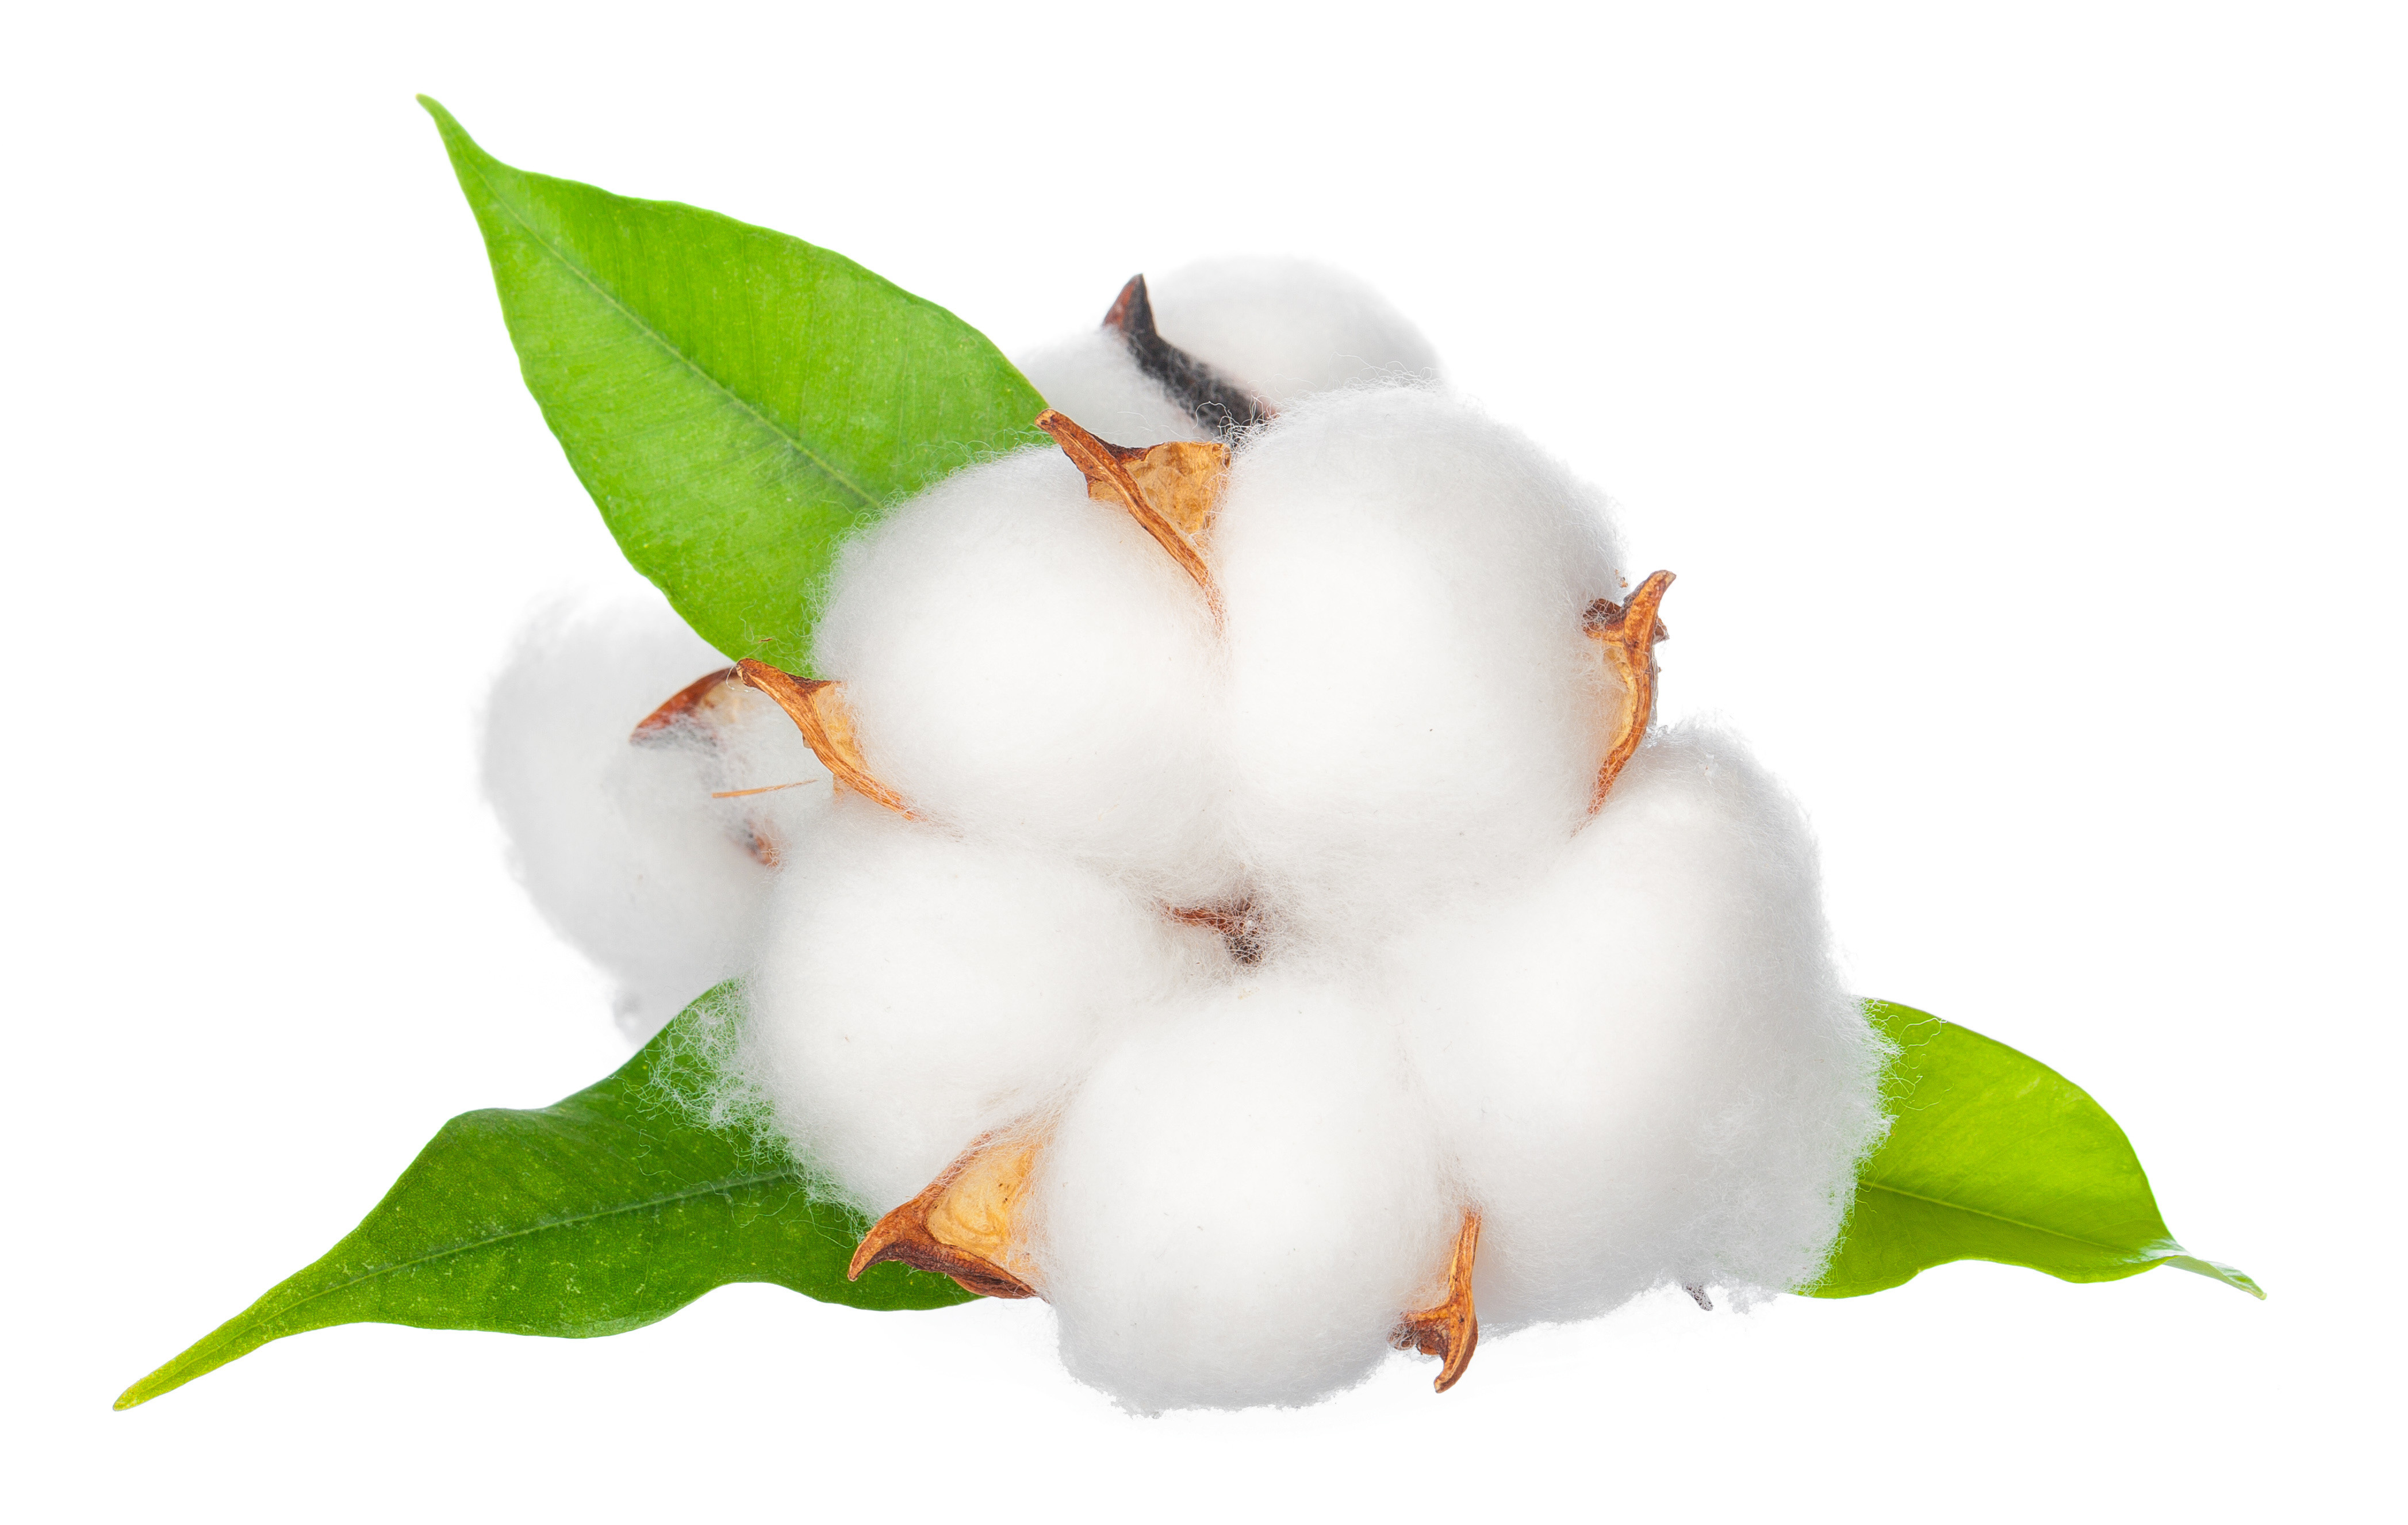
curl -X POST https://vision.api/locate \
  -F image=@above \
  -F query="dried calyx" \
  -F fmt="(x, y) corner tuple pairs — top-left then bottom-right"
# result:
(1034, 409), (1224, 596)
(849, 1131), (1044, 1300)
(637, 311), (1676, 1391)
(1585, 572), (1674, 810)
(1393, 1210), (1483, 1393)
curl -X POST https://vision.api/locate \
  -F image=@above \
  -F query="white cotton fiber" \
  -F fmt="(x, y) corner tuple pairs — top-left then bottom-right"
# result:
(810, 445), (1234, 904)
(1146, 257), (1441, 408)
(482, 597), (827, 1040)
(1011, 328), (1209, 447)
(1032, 972), (1456, 1413)
(742, 793), (1217, 1213)
(1388, 723), (1891, 1329)
(1211, 385), (1628, 937)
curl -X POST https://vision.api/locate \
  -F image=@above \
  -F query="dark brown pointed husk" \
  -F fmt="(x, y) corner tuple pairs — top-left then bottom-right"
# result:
(1104, 274), (1276, 435)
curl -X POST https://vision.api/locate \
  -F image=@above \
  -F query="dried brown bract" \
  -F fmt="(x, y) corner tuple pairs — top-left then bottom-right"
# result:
(849, 1132), (1045, 1300)
(1392, 1210), (1482, 1393)
(734, 659), (913, 818)
(630, 665), (745, 738)
(1036, 409), (1225, 594)
(1585, 570), (1675, 813)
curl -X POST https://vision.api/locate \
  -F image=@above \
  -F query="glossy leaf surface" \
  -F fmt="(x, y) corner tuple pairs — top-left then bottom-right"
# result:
(1809, 1001), (2260, 1298)
(117, 987), (971, 1409)
(422, 98), (1050, 673)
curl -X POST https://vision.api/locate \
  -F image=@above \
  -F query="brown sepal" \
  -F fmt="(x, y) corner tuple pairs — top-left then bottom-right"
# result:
(849, 1132), (1045, 1300)
(734, 659), (914, 818)
(1585, 570), (1676, 813)
(1036, 409), (1224, 595)
(1392, 1209), (1482, 1393)
(1102, 273), (1275, 434)
(631, 665), (745, 738)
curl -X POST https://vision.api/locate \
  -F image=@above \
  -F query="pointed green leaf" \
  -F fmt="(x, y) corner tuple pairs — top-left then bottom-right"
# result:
(117, 986), (970, 1409)
(420, 97), (1050, 674)
(1809, 1001), (2260, 1299)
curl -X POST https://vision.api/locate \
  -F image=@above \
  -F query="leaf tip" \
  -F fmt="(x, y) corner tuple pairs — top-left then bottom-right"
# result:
(2169, 1255), (2267, 1300)
(415, 95), (485, 167)
(112, 1366), (172, 1411)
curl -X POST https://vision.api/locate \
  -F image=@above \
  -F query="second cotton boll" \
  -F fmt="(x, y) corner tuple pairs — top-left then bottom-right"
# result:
(807, 446), (1230, 903)
(1034, 974), (1457, 1413)
(741, 794), (1214, 1214)
(1386, 725), (1891, 1332)
(1213, 385), (1627, 940)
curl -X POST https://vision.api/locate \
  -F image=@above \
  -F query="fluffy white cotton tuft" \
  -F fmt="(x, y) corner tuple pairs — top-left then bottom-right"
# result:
(1389, 722), (1891, 1328)
(1147, 257), (1441, 407)
(810, 446), (1234, 903)
(742, 794), (1217, 1213)
(1033, 972), (1456, 1413)
(1011, 329), (1209, 447)
(482, 597), (827, 1040)
(1211, 385), (1627, 940)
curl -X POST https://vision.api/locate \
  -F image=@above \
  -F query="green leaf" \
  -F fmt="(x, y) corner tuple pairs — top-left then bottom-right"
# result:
(1809, 1001), (2260, 1299)
(420, 97), (1050, 674)
(116, 986), (971, 1409)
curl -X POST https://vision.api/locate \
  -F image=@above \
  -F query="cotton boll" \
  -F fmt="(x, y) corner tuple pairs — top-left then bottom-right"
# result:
(1388, 723), (1891, 1331)
(1034, 973), (1456, 1412)
(1147, 256), (1441, 407)
(812, 446), (1234, 903)
(1012, 328), (1209, 446)
(743, 795), (1215, 1213)
(482, 597), (826, 1040)
(1211, 385), (1627, 936)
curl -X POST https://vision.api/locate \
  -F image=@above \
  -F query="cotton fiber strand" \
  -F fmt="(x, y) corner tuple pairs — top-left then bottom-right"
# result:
(485, 263), (1888, 1413)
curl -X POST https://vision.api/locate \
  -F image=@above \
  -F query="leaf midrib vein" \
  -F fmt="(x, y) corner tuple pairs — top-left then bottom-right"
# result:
(1859, 1175), (2163, 1259)
(465, 155), (883, 515)
(244, 1167), (808, 1333)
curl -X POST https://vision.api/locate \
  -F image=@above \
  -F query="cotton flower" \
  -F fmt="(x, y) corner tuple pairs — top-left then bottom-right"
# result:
(485, 259), (1889, 1411)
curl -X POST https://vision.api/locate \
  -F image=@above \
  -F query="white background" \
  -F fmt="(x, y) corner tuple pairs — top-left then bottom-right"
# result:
(5, 2), (2400, 1519)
